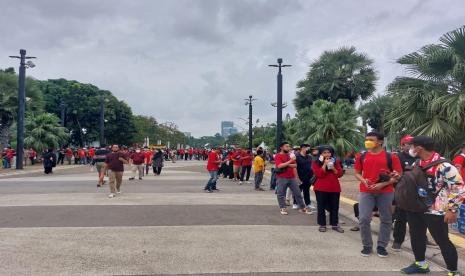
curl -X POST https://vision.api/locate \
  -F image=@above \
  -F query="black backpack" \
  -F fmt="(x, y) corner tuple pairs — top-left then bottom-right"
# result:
(394, 159), (448, 212)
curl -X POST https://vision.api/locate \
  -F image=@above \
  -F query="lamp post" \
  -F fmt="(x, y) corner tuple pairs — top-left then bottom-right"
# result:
(244, 95), (256, 150)
(99, 98), (109, 146)
(268, 58), (291, 151)
(60, 100), (66, 127)
(9, 49), (36, 170)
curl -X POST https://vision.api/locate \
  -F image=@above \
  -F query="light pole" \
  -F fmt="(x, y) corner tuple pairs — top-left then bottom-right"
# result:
(269, 58), (291, 151)
(60, 100), (66, 127)
(244, 95), (256, 150)
(9, 49), (36, 170)
(99, 97), (109, 146)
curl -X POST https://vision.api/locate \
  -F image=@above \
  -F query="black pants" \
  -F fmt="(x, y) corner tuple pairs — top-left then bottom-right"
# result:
(153, 166), (162, 175)
(240, 165), (252, 181)
(407, 212), (457, 271)
(44, 166), (53, 174)
(58, 155), (64, 165)
(315, 191), (340, 226)
(228, 162), (234, 179)
(294, 179), (311, 206)
(393, 207), (408, 244)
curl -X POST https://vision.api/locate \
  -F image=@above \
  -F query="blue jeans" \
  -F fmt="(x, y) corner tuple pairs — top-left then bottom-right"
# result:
(205, 170), (218, 190)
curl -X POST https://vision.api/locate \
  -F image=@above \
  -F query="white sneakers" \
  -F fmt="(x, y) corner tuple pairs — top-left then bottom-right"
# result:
(108, 194), (115, 198)
(292, 204), (299, 210)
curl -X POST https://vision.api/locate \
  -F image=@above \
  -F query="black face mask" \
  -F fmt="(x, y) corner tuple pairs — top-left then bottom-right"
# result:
(282, 150), (289, 154)
(306, 150), (311, 155)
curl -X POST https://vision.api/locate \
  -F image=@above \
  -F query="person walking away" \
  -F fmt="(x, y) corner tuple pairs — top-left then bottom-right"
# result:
(102, 145), (128, 198)
(29, 148), (36, 165)
(129, 148), (145, 180)
(400, 136), (465, 276)
(240, 149), (253, 183)
(355, 132), (402, 258)
(204, 147), (222, 192)
(296, 144), (316, 210)
(312, 145), (344, 233)
(93, 145), (110, 187)
(143, 148), (153, 175)
(57, 148), (65, 165)
(453, 143), (465, 181)
(65, 147), (73, 165)
(152, 149), (164, 175)
(253, 149), (266, 191)
(42, 149), (56, 174)
(392, 136), (417, 251)
(275, 142), (313, 215)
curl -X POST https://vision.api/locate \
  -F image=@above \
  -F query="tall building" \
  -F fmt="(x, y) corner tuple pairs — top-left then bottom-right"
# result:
(221, 121), (237, 138)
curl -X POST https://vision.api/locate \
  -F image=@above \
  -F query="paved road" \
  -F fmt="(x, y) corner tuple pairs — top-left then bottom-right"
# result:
(0, 161), (447, 275)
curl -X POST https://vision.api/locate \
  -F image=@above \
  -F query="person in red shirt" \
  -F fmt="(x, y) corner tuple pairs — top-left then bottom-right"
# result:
(65, 148), (73, 165)
(143, 148), (153, 175)
(275, 142), (313, 215)
(204, 147), (222, 193)
(453, 144), (465, 180)
(355, 132), (402, 258)
(230, 147), (243, 182)
(188, 148), (194, 160)
(239, 149), (253, 183)
(312, 145), (344, 233)
(129, 148), (146, 180)
(78, 148), (86, 165)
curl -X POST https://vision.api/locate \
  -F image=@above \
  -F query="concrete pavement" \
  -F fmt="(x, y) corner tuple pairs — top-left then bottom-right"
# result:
(0, 161), (447, 275)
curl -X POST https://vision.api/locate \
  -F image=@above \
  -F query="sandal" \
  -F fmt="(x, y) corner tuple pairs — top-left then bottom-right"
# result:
(280, 208), (288, 215)
(332, 226), (345, 233)
(350, 226), (360, 231)
(319, 226), (327, 232)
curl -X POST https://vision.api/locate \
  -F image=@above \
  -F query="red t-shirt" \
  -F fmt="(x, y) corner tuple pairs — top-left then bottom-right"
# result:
(354, 150), (402, 193)
(231, 151), (242, 166)
(453, 154), (465, 180)
(144, 151), (153, 164)
(66, 149), (73, 157)
(130, 152), (145, 165)
(241, 152), (253, 166)
(78, 149), (86, 158)
(89, 148), (96, 158)
(207, 151), (220, 171)
(312, 160), (344, 192)
(275, 153), (296, 179)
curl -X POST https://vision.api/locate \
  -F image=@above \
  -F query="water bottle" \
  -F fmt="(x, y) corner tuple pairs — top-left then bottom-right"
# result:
(418, 188), (428, 198)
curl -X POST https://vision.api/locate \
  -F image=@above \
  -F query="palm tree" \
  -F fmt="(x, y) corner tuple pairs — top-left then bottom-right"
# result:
(385, 26), (465, 156)
(294, 46), (377, 110)
(290, 99), (364, 157)
(24, 113), (69, 153)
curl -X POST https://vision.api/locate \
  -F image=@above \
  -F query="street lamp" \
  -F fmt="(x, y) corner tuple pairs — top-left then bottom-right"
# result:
(9, 49), (36, 170)
(268, 58), (291, 151)
(244, 95), (257, 150)
(99, 97), (109, 146)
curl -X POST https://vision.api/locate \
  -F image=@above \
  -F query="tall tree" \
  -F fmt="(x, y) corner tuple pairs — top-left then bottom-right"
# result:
(294, 46), (377, 110)
(385, 26), (465, 156)
(359, 95), (394, 134)
(290, 99), (364, 157)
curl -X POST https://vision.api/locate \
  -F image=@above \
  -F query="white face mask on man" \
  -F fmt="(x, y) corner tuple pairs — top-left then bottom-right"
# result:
(408, 148), (417, 158)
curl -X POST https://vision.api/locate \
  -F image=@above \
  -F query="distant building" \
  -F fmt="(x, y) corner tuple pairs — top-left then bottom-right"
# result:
(221, 121), (238, 138)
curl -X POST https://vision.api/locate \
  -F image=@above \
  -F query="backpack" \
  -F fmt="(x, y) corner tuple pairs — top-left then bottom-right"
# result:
(394, 159), (448, 213)
(359, 151), (393, 172)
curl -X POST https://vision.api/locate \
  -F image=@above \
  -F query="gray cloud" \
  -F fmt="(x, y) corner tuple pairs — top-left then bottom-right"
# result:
(1, 0), (464, 137)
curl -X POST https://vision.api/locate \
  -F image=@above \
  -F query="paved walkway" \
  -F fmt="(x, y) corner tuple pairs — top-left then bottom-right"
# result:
(0, 161), (447, 275)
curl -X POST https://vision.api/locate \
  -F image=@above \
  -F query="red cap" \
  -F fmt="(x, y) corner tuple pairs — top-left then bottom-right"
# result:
(400, 136), (414, 144)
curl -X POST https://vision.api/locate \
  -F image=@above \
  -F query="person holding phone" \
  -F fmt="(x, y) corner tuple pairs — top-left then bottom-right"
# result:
(312, 145), (344, 233)
(355, 132), (402, 258)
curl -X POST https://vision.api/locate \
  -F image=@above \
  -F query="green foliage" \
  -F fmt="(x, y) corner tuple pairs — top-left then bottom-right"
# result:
(359, 95), (394, 133)
(290, 99), (364, 157)
(385, 26), (465, 157)
(24, 113), (69, 152)
(226, 133), (248, 148)
(294, 46), (377, 110)
(133, 115), (187, 147)
(188, 133), (225, 148)
(39, 79), (136, 146)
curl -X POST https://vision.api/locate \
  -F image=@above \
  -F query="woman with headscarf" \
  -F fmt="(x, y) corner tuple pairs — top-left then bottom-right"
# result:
(312, 145), (344, 233)
(152, 149), (164, 175)
(42, 148), (56, 174)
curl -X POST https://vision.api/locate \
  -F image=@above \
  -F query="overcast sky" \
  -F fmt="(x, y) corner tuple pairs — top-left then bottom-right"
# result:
(1, 0), (464, 137)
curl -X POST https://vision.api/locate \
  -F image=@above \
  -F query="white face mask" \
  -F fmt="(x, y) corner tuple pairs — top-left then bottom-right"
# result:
(408, 148), (417, 158)
(136, 150), (141, 153)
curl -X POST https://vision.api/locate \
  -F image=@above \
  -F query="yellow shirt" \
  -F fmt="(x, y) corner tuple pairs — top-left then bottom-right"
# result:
(253, 155), (265, 173)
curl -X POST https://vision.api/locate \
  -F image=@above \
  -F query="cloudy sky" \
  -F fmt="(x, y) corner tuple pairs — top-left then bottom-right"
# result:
(1, 0), (464, 137)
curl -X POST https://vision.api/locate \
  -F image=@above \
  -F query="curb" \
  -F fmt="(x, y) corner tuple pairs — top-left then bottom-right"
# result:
(0, 165), (82, 178)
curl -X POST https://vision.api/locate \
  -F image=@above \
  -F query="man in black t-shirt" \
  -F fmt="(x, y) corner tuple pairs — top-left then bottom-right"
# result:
(94, 145), (110, 187)
(295, 144), (315, 210)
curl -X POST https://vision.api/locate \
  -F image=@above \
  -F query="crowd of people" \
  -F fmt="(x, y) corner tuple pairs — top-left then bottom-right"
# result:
(204, 133), (465, 276)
